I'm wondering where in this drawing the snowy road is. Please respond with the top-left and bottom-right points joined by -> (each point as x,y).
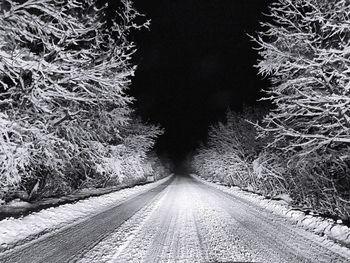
1,175 -> 350,262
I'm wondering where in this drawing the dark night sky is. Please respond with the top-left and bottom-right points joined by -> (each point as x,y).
128,0 -> 271,161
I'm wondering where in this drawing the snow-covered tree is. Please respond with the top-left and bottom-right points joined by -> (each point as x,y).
86,118 -> 162,185
0,0 -> 152,198
253,0 -> 350,218
254,0 -> 350,159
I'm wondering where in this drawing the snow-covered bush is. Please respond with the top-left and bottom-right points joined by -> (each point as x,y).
192,106 -> 350,219
0,114 -> 30,188
253,150 -> 350,218
80,118 -> 164,188
192,0 -> 350,220
192,107 -> 267,188
252,151 -> 290,196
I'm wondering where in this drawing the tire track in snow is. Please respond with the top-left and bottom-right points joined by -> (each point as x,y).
2,175 -> 349,262
112,176 -> 350,262
78,185 -> 171,263
114,176 -> 204,263
97,177 -> 348,263
159,180 -> 203,262
189,181 -> 257,263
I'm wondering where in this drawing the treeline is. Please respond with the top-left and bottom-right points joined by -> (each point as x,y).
192,0 -> 350,220
0,0 -> 170,202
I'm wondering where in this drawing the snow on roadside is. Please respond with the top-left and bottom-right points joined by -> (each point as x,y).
78,185 -> 170,263
0,175 -> 172,252
191,174 -> 350,248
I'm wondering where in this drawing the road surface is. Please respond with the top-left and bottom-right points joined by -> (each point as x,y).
1,175 -> 349,263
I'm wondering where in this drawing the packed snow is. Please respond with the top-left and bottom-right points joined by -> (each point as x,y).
1,175 -> 349,262
0,176 -> 172,252
77,176 -> 350,263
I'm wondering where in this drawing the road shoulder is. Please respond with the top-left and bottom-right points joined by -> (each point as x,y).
191,174 -> 350,253
0,175 -> 173,255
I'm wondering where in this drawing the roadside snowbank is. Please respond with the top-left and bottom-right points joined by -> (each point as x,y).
0,175 -> 172,253
0,182 -> 152,221
191,174 -> 350,248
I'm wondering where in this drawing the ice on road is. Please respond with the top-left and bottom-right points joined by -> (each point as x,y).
2,176 -> 350,263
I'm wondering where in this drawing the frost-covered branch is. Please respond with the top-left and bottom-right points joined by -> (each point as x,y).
253,0 -> 350,159
0,0 -> 158,198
